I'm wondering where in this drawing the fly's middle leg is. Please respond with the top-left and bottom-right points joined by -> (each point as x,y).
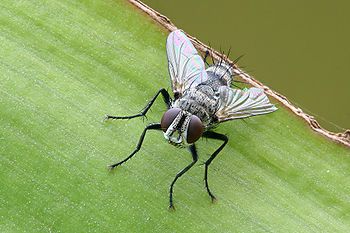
105,88 -> 172,121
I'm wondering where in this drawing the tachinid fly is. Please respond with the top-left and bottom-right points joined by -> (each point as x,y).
106,30 -> 277,209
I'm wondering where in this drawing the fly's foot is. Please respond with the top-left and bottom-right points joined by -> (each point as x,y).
210,194 -> 217,203
168,203 -> 176,211
104,115 -> 119,121
107,163 -> 121,171
104,114 -> 137,121
103,115 -> 111,121
206,188 -> 217,203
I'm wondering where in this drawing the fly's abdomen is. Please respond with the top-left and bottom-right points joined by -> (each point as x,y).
205,63 -> 233,88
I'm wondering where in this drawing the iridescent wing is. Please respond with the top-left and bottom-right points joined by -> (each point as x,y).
216,87 -> 277,122
166,30 -> 208,97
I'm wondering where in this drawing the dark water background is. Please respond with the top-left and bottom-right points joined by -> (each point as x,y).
142,0 -> 350,132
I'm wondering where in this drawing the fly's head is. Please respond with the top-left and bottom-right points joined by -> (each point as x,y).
161,108 -> 204,147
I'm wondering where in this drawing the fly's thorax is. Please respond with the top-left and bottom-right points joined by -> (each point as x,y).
161,108 -> 204,146
173,87 -> 219,125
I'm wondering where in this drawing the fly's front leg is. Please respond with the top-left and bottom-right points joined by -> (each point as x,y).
108,123 -> 161,169
169,144 -> 198,210
202,131 -> 228,201
105,88 -> 172,120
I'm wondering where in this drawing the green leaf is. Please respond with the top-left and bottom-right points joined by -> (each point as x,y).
0,1 -> 349,232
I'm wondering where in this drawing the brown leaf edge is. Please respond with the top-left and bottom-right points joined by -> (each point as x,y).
128,0 -> 350,148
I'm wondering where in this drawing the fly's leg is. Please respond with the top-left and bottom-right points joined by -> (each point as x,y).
105,88 -> 172,120
169,144 -> 198,210
202,131 -> 228,201
203,50 -> 210,66
108,123 -> 161,169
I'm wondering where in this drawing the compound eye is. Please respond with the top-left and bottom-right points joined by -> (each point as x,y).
161,108 -> 181,132
187,115 -> 203,144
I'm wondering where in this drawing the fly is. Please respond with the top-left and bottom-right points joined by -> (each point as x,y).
105,30 -> 277,209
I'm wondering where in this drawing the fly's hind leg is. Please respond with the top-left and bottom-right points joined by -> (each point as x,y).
105,88 -> 172,121
202,131 -> 228,201
203,50 -> 210,66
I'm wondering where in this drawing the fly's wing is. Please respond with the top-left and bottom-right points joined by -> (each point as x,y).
216,87 -> 277,122
166,30 -> 208,97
